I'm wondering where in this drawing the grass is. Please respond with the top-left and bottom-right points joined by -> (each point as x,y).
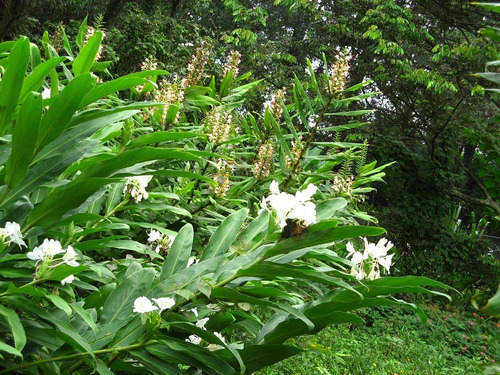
258,304 -> 499,375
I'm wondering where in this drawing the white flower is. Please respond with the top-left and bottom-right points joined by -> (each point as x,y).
195,317 -> 209,329
27,239 -> 65,261
260,181 -> 317,230
26,247 -> 45,261
191,307 -> 199,317
41,87 -> 51,99
269,180 -> 280,195
148,230 -> 162,243
61,275 -> 75,285
214,331 -> 226,344
123,175 -> 153,203
152,297 -> 175,312
187,256 -> 199,268
133,296 -> 158,313
62,246 -> 79,267
4,222 -> 25,247
378,253 -> 395,273
346,242 -> 364,265
185,335 -> 201,345
346,238 -> 395,280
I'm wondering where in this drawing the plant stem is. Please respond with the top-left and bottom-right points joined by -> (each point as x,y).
283,94 -> 335,189
0,341 -> 156,375
74,197 -> 130,244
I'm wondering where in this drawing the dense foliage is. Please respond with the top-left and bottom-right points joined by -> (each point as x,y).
1,0 -> 497,293
0,20 -> 457,374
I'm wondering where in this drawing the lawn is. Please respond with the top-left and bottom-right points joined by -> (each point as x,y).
260,304 -> 499,375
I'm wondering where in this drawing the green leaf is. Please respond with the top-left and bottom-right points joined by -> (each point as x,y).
473,2 -> 500,12
0,304 -> 26,352
35,73 -> 95,154
71,303 -> 98,334
80,77 -> 152,108
237,344 -> 303,373
161,223 -> 194,280
4,92 -> 42,188
0,340 -> 23,357
478,284 -> 500,318
147,339 -> 238,375
75,148 -> 202,180
0,36 -> 30,135
19,56 -> 66,102
75,17 -> 88,49
201,208 -> 248,261
100,268 -> 156,326
26,178 -> 116,229
128,131 -> 198,147
45,294 -> 72,317
264,226 -> 386,258
73,30 -> 103,76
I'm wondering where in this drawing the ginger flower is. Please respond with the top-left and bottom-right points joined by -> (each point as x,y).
123,175 -> 152,203
133,296 -> 158,314
260,180 -> 317,230
346,237 -> 395,280
0,221 -> 26,247
152,297 -> 175,312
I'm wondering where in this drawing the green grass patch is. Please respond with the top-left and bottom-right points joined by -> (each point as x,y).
259,304 -> 499,375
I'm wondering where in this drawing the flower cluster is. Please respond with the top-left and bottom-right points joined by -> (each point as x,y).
331,175 -> 354,195
327,48 -> 352,94
346,237 -> 394,280
253,141 -> 274,180
147,229 -> 176,254
123,175 -> 152,203
260,180 -> 317,230
27,239 -> 79,266
285,139 -> 302,170
211,158 -> 235,197
155,82 -> 184,124
223,50 -> 241,78
268,88 -> 286,122
205,109 -> 234,144
0,221 -> 25,247
180,41 -> 211,89
133,296 -> 175,314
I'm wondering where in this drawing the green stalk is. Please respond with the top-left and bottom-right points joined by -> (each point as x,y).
0,341 -> 156,375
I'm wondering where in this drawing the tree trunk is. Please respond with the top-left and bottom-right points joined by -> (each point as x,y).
0,0 -> 26,41
103,0 -> 132,28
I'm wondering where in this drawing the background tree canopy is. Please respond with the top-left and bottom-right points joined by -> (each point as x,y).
3,0 -> 498,292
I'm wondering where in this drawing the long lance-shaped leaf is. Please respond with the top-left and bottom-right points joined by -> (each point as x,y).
79,77 -> 150,108
0,36 -> 30,135
74,147 -> 203,180
33,109 -> 139,163
35,73 -> 95,154
26,177 -> 116,229
236,344 -> 304,374
0,139 -> 99,208
264,225 -> 386,258
19,56 -> 66,102
200,208 -> 248,261
211,287 -> 315,332
0,304 -> 26,352
100,268 -> 156,325
3,296 -> 95,360
5,93 -> 42,188
161,224 -> 194,280
0,139 -> 98,209
236,262 -> 358,295
73,30 -> 103,76
147,339 -> 238,375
